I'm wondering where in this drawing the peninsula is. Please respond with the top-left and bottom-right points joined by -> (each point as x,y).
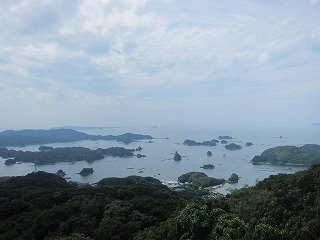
251,144 -> 320,165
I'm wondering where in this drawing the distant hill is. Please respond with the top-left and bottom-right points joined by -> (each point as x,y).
252,144 -> 320,165
52,126 -> 108,130
0,129 -> 152,147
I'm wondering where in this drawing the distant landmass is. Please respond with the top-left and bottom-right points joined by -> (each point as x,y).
0,129 -> 153,147
252,144 -> 320,165
312,123 -> 320,126
52,126 -> 124,130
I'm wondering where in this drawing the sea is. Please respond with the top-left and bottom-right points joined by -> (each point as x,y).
1,126 -> 319,193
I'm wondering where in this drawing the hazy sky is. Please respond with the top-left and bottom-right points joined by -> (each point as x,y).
1,0 -> 319,129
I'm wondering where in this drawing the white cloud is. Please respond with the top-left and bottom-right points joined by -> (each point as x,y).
0,0 -> 319,128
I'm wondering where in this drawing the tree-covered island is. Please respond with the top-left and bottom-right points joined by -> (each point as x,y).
183,139 -> 219,146
225,143 -> 242,150
0,146 -> 141,165
178,172 -> 225,188
79,168 -> 94,176
252,144 -> 320,165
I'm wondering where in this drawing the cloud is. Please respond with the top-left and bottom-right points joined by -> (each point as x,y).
0,0 -> 319,128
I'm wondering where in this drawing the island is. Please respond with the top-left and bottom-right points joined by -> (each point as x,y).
4,158 -> 16,165
0,146 -> 138,165
251,144 -> 320,165
178,172 -> 225,188
207,151 -> 212,157
183,139 -> 219,146
228,173 -> 239,183
79,168 -> 94,176
56,169 -> 66,177
245,142 -> 253,146
136,154 -> 146,158
174,151 -> 182,161
225,143 -> 242,150
200,164 -> 215,169
0,129 -> 153,147
220,140 -> 228,144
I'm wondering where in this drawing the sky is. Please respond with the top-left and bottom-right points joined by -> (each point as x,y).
0,0 -> 320,129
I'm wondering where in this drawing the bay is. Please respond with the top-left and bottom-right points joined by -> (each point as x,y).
0,126 -> 319,192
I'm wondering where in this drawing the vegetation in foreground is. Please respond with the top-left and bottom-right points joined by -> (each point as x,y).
1,164 -> 320,239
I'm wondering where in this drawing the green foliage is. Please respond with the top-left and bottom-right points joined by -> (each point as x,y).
138,164 -> 320,240
0,172 -> 189,240
211,214 -> 247,240
3,164 -> 320,239
176,203 -> 211,240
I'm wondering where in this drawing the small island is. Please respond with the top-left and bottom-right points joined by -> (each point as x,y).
220,140 -> 228,144
4,158 -> 16,165
183,139 -> 219,147
200,164 -> 215,169
56,169 -> 66,177
245,142 -> 253,146
136,154 -> 146,158
79,168 -> 94,176
178,172 -> 225,188
207,151 -> 212,157
252,144 -> 320,165
225,143 -> 242,150
228,173 -> 239,183
174,151 -> 182,161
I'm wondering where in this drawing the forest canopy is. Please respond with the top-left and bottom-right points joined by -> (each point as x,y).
1,164 -> 320,239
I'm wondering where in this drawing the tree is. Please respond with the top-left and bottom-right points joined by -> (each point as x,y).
176,203 -> 211,240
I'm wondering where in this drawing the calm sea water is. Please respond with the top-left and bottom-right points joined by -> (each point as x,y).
1,126 -> 319,192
